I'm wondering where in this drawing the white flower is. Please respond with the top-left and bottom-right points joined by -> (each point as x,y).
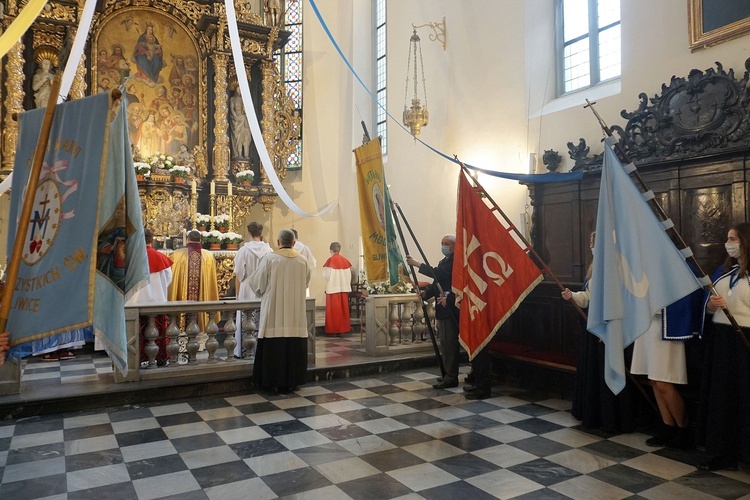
134,162 -> 151,175
224,232 -> 244,243
169,164 -> 191,177
236,169 -> 254,182
195,213 -> 211,224
214,214 -> 230,224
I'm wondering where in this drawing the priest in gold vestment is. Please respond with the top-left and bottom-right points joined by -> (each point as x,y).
168,230 -> 220,332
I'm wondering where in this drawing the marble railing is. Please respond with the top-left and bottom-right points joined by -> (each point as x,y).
116,298 -> 316,383
364,294 -> 437,356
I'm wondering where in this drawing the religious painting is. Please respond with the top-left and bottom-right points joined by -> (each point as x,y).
689,0 -> 750,51
94,8 -> 201,159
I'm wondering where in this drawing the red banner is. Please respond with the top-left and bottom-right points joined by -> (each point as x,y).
453,171 -> 543,359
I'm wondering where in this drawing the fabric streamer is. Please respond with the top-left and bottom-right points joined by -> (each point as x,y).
0,0 -> 48,59
225,0 -> 336,218
58,0 -> 97,102
306,0 -> 582,183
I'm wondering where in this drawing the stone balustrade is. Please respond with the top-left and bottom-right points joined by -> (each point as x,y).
116,298 -> 316,383
364,294 -> 437,356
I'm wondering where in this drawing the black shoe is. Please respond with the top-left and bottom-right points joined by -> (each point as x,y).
465,372 -> 476,384
465,390 -> 490,400
698,455 -> 738,471
646,424 -> 675,447
666,426 -> 694,451
433,381 -> 458,389
463,385 -> 477,393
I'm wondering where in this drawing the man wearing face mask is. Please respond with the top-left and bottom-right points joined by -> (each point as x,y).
407,235 -> 461,389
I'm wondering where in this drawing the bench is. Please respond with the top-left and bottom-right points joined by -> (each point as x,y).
488,340 -> 577,373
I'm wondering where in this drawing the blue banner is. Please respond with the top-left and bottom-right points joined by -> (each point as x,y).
7,93 -> 148,374
586,138 -> 701,394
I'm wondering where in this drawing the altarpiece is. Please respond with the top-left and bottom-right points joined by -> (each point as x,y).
0,0 -> 301,295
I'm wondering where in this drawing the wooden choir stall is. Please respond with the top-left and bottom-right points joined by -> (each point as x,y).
489,59 -> 750,395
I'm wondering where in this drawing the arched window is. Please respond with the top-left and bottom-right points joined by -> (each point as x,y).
278,0 -> 303,169
374,0 -> 387,155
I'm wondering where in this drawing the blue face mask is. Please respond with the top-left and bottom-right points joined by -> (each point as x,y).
441,245 -> 451,256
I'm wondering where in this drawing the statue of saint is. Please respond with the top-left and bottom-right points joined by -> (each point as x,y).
229,89 -> 252,159
265,0 -> 281,26
32,58 -> 54,109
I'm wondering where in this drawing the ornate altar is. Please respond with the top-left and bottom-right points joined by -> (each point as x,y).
0,0 -> 302,241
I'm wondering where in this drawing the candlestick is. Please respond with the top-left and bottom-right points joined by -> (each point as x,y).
191,179 -> 197,194
210,180 -> 215,195
228,181 -> 233,197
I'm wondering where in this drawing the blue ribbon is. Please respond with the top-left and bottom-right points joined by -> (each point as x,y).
307,0 -> 583,183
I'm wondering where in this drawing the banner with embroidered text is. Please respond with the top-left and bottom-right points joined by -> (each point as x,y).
354,139 -> 389,283
453,170 -> 543,359
7,93 -> 148,374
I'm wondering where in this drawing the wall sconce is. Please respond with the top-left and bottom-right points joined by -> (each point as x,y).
403,17 -> 447,138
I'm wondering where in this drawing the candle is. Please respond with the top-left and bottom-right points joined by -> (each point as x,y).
191,179 -> 197,194
210,180 -> 215,195
228,181 -> 233,197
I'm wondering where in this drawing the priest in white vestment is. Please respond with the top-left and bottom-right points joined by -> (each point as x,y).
249,228 -> 311,394
233,221 -> 272,358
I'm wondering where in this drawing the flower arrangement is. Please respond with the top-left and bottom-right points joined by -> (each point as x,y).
223,232 -> 244,245
201,230 -> 222,245
360,272 -> 414,295
213,214 -> 230,228
236,169 -> 254,184
195,213 -> 211,225
148,153 -> 175,171
134,162 -> 151,176
169,164 -> 190,179
389,277 -> 414,294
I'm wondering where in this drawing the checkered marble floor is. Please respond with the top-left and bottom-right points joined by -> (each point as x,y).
2,367 -> 749,500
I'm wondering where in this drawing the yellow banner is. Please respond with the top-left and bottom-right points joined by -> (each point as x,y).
0,0 -> 49,59
354,139 -> 388,282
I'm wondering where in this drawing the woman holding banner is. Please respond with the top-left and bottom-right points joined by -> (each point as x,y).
700,222 -> 750,471
562,232 -> 636,434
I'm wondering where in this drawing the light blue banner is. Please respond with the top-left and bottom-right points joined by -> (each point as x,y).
587,139 -> 701,394
7,93 -> 148,374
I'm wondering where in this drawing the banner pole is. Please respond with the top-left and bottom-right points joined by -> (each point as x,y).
387,191 -> 446,378
584,99 -> 750,352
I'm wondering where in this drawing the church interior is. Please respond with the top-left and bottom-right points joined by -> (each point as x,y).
1,0 -> 750,497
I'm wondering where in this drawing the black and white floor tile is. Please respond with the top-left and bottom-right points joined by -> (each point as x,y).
2,366 -> 749,499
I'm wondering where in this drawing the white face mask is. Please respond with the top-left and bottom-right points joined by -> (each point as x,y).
726,242 -> 741,259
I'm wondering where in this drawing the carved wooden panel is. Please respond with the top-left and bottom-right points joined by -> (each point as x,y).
682,186 -> 733,272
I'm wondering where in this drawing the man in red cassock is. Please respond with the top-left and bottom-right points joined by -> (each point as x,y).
322,242 -> 353,335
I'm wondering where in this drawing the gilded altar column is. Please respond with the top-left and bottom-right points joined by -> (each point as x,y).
259,60 -> 277,188
68,1 -> 88,100
68,27 -> 88,101
2,40 -> 25,173
212,52 -> 230,182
